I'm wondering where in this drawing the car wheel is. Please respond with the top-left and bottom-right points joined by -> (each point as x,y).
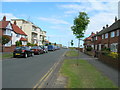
13,55 -> 16,58
24,53 -> 28,58
31,53 -> 34,56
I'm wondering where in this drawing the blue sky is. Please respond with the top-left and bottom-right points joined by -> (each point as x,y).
1,0 -> 119,47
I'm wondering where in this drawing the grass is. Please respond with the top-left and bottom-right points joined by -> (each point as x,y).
60,59 -> 118,88
2,53 -> 13,59
65,50 -> 78,57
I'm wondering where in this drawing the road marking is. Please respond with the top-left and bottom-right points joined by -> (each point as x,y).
33,50 -> 67,89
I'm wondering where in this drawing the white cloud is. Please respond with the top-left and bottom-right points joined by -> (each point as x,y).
2,0 -> 120,2
85,12 -> 117,36
38,17 -> 69,25
0,13 -> 17,20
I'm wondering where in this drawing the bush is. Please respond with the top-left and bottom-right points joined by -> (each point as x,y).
86,47 -> 92,51
108,52 -> 118,59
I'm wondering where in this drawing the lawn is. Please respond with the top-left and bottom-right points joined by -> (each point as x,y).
65,50 -> 79,57
60,59 -> 118,88
2,53 -> 13,59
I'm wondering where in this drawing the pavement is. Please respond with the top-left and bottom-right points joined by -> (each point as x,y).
78,51 -> 119,87
41,49 -> 120,88
2,49 -> 67,88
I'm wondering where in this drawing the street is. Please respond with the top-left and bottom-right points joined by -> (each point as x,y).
2,49 -> 67,88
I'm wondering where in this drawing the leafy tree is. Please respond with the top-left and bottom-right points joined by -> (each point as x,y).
1,35 -> 11,52
15,41 -> 22,46
27,42 -> 31,46
49,42 -> 51,45
71,40 -> 74,46
2,35 -> 11,45
71,12 -> 90,48
54,42 -> 57,46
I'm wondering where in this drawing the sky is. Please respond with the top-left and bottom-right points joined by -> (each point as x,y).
0,0 -> 119,47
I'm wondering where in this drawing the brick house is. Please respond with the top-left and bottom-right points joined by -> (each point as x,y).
92,18 -> 120,52
0,16 -> 28,52
83,32 -> 95,50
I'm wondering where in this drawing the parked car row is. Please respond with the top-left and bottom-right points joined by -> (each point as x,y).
48,45 -> 60,51
13,45 -> 60,58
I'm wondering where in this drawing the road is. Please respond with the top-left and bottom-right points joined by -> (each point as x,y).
2,49 -> 67,88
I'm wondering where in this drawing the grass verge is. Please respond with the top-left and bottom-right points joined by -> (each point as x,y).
2,53 -> 13,59
60,59 -> 118,88
66,50 -> 78,57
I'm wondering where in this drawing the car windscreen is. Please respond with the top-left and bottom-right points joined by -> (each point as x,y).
31,46 -> 38,49
15,47 -> 25,50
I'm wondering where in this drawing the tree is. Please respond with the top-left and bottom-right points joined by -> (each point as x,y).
15,41 -> 22,46
71,40 -> 74,47
71,12 -> 90,48
71,12 -> 90,66
54,42 -> 57,46
1,35 -> 11,52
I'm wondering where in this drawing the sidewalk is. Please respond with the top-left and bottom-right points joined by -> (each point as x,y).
79,51 -> 119,87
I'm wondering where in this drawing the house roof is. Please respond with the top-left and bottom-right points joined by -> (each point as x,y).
0,21 -> 10,29
95,19 -> 120,36
84,32 -> 95,41
11,24 -> 27,36
20,37 -> 27,41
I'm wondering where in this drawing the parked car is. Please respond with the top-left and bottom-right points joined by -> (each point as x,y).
48,45 -> 55,51
30,46 -> 44,55
13,46 -> 34,58
40,46 -> 48,53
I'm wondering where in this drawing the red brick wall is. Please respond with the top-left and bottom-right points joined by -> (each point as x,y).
0,45 -> 16,52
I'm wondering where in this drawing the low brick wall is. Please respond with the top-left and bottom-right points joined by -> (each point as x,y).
76,48 -> 83,52
0,45 -> 16,52
98,52 -> 120,71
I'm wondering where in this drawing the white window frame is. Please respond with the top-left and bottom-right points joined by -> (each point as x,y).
102,34 -> 104,39
105,33 -> 108,39
117,30 -> 119,36
111,31 -> 115,37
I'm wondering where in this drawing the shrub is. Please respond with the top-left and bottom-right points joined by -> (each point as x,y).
86,47 -> 92,51
108,52 -> 118,59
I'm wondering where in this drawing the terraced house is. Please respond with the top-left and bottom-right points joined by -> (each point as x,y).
91,17 -> 120,52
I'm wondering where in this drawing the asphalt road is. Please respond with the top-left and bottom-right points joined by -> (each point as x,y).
2,49 -> 67,88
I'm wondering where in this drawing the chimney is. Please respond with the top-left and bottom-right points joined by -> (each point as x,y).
103,26 -> 105,29
106,24 -> 108,28
91,32 -> 94,34
96,31 -> 98,34
2,16 -> 6,21
14,21 -> 16,25
115,16 -> 117,22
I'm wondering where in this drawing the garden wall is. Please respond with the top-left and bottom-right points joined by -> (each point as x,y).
98,52 -> 120,71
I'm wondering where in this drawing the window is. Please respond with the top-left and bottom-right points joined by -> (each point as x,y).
96,36 -> 97,40
105,33 -> 108,39
117,30 -> 119,36
16,34 -> 20,37
102,34 -> 104,39
6,29 -> 11,36
110,43 -> 118,52
111,31 -> 115,37
20,26 -> 22,29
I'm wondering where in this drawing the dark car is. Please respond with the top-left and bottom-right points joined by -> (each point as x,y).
30,46 -> 44,55
13,46 -> 34,58
48,45 -> 55,51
